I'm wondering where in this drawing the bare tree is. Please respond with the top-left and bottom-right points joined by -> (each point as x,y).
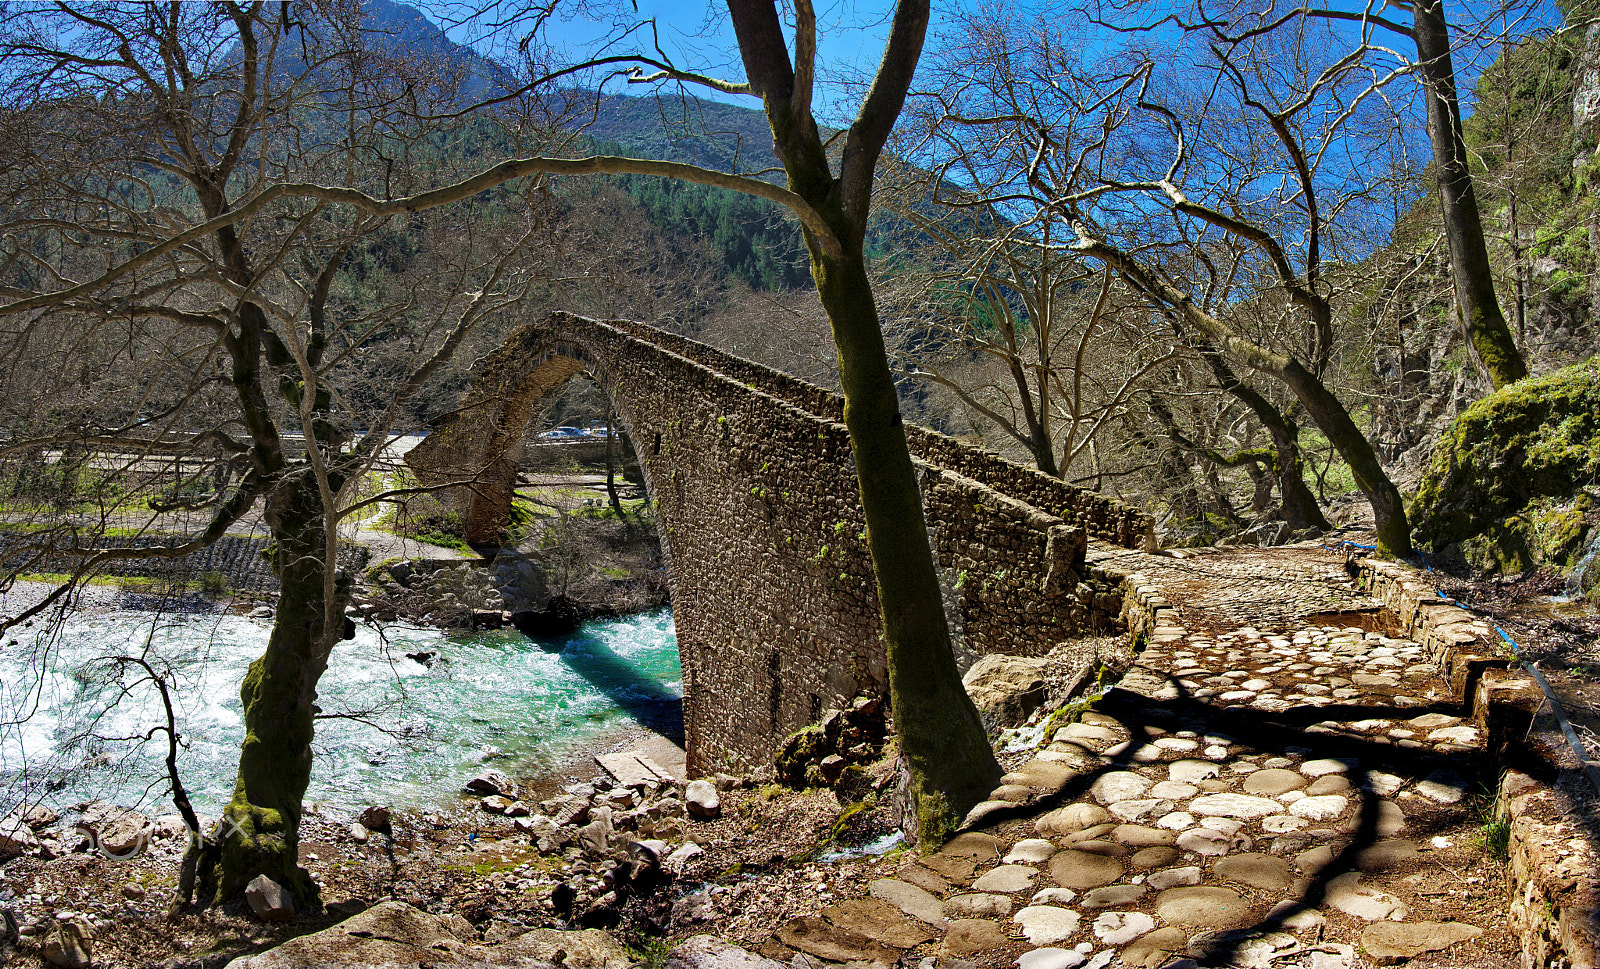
875,148 -> 1180,479
0,0 -> 565,906
902,4 -> 1367,542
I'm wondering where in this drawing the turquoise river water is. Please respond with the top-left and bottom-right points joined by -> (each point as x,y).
0,609 -> 680,814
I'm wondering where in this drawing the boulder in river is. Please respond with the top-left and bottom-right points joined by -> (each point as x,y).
464,769 -> 514,798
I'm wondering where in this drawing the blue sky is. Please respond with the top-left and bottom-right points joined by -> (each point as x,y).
450,0 -> 910,122
442,0 -> 1550,125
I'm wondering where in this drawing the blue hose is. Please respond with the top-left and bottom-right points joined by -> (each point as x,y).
1494,626 -> 1600,797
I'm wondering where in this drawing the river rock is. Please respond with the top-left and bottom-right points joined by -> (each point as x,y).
1168,759 -> 1220,783
971,864 -> 1037,893
1156,886 -> 1248,930
1187,793 -> 1280,818
1093,910 -> 1156,946
1290,795 -> 1348,821
464,769 -> 514,797
962,653 -> 1050,727
356,805 -> 392,834
944,893 -> 1013,917
246,875 -> 296,922
684,780 -> 721,819
1146,866 -> 1202,890
1242,769 -> 1305,796
1213,853 -> 1292,891
1037,803 -> 1111,836
941,919 -> 1009,958
663,936 -> 787,969
1013,905 -> 1081,944
44,920 -> 92,969
1091,771 -> 1151,804
1121,927 -> 1187,968
1049,849 -> 1124,889
1006,838 -> 1057,864
0,816 -> 40,857
1080,884 -> 1146,909
1017,948 -> 1087,969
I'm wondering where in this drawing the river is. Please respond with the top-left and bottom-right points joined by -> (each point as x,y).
0,608 -> 680,815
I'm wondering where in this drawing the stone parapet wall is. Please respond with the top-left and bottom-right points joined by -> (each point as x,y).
1350,556 -> 1504,705
603,320 -> 1154,549
1350,554 -> 1599,969
1497,770 -> 1600,969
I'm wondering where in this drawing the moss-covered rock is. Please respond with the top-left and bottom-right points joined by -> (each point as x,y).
1412,356 -> 1600,574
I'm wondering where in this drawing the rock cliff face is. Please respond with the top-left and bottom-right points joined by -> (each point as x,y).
1410,355 -> 1600,585
1576,25 -> 1600,139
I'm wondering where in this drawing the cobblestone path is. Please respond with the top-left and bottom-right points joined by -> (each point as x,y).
767,543 -> 1515,969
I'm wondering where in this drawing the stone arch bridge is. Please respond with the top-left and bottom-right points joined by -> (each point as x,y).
405,313 -> 1154,774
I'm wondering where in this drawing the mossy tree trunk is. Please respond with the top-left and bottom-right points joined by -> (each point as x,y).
188,470 -> 351,909
1413,0 -> 1527,389
728,0 -> 1001,845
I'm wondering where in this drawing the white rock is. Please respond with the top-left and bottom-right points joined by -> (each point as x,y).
1290,795 -> 1349,821
1299,758 -> 1354,776
1168,760 -> 1220,783
1014,906 -> 1082,944
1155,812 -> 1195,830
1146,866 -> 1202,890
974,865 -> 1038,893
1091,772 -> 1150,804
1107,798 -> 1167,821
1149,781 -> 1198,799
1006,839 -> 1058,864
1326,872 -> 1409,921
1091,911 -> 1155,945
685,780 -> 722,819
1188,793 -> 1280,818
1196,817 -> 1243,835
1174,827 -> 1238,856
1367,772 -> 1406,796
1262,815 -> 1309,833
1017,949 -> 1086,969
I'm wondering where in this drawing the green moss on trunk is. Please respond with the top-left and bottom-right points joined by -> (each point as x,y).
188,474 -> 349,909
810,246 -> 1001,845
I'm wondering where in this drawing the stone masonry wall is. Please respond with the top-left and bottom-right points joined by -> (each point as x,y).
604,321 -> 1155,549
407,313 -> 1155,774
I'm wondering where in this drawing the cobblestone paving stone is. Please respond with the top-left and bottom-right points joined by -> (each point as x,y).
768,543 -> 1510,969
